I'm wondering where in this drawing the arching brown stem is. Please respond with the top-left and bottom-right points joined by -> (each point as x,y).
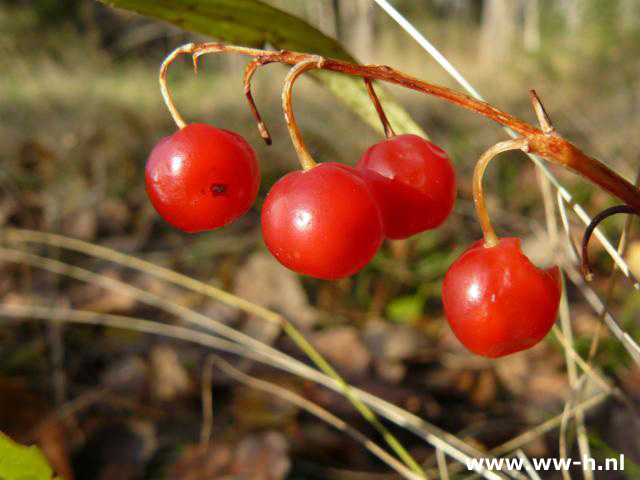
364,78 -> 395,138
581,205 -> 638,280
473,138 -> 530,247
282,57 -> 326,171
159,42 -> 640,213
243,57 -> 273,145
159,43 -> 195,129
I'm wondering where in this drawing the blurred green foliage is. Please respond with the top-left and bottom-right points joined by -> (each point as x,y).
0,431 -> 60,480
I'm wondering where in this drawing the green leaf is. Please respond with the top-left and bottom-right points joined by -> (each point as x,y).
0,431 -> 58,480
386,295 -> 425,324
98,0 -> 424,136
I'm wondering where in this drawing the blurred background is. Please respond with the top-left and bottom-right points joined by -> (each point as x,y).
1,0 -> 640,478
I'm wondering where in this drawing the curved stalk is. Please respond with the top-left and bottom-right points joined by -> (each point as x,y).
473,138 -> 529,247
581,205 -> 638,280
243,57 -> 273,145
282,58 -> 325,171
364,78 -> 396,138
158,43 -> 195,129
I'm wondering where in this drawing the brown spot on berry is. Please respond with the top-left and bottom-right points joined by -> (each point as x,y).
211,183 -> 227,196
200,189 -> 206,195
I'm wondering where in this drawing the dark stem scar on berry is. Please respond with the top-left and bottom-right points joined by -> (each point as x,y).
282,57 -> 326,171
473,138 -> 529,247
363,78 -> 395,138
244,57 -> 273,145
210,183 -> 228,196
581,205 -> 638,280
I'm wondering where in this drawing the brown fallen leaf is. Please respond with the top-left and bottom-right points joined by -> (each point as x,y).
228,431 -> 290,480
168,442 -> 233,480
71,268 -> 136,313
97,197 -> 131,234
0,376 -> 73,480
362,319 -> 424,361
231,383 -> 299,429
312,326 -> 371,378
234,252 -> 316,346
148,345 -> 192,402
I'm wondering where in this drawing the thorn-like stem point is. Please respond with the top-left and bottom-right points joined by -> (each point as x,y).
473,138 -> 529,247
530,90 -> 554,134
283,57 -> 326,171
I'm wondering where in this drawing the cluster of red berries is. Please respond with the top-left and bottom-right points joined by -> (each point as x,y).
145,125 -> 456,277
145,123 -> 561,358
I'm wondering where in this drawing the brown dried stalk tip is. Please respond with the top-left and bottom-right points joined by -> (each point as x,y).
244,57 -> 273,145
364,78 -> 395,138
157,42 -> 640,214
581,205 -> 638,280
530,90 -> 554,134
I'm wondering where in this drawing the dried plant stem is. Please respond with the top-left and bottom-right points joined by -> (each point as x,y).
529,90 -> 554,134
551,326 -> 616,397
0,303 -> 502,479
565,265 -> 640,365
585,171 -> 639,365
558,376 -> 588,480
215,356 -> 426,480
280,320 -> 425,477
556,274 -> 592,480
159,45 -> 191,129
374,0 -> 637,290
0,241 -> 424,478
199,354 -> 216,451
0,246 -> 288,362
435,448 -> 449,480
2,229 -> 282,321
0,238 -> 506,479
491,391 -> 609,456
243,57 -> 272,145
581,205 -> 637,279
158,42 -> 640,212
557,194 -> 640,290
555,199 -> 640,364
282,58 -> 325,171
515,450 -> 541,480
472,138 -> 529,246
364,78 -> 395,138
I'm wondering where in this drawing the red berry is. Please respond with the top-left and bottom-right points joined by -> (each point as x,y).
261,163 -> 384,279
356,134 -> 456,239
145,123 -> 259,232
441,238 -> 561,357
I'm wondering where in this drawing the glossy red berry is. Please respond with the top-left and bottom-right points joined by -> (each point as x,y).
356,134 -> 456,239
442,237 -> 561,357
261,163 -> 384,279
145,123 -> 260,232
